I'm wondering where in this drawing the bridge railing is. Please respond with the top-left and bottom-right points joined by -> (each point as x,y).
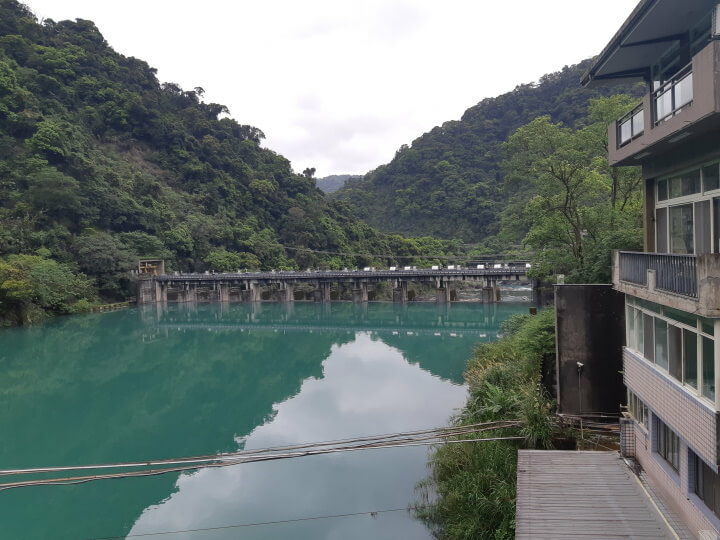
154,268 -> 530,281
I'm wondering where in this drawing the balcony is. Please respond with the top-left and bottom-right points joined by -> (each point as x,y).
613,251 -> 720,317
608,41 -> 720,167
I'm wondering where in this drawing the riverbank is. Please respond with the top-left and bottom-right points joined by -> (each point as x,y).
414,309 -> 557,539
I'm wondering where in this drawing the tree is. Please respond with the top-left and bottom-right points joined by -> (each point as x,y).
501,97 -> 643,283
204,249 -> 260,272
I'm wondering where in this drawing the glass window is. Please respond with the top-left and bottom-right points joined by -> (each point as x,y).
675,72 -> 693,109
668,325 -> 682,381
656,89 -> 673,122
656,418 -> 680,471
670,204 -> 694,254
669,176 -> 683,198
644,313 -> 654,361
663,306 -> 697,327
702,317 -> 715,336
632,109 -> 644,136
715,198 -> 720,253
638,310 -> 645,353
684,328 -> 698,389
703,337 -> 715,401
695,200 -> 711,255
657,179 -> 668,201
682,169 -> 701,196
657,207 -> 668,253
704,164 -> 720,192
694,454 -> 720,518
655,318 -> 669,370
627,306 -> 636,350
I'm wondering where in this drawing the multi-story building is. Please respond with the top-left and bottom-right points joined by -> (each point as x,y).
583,0 -> 720,536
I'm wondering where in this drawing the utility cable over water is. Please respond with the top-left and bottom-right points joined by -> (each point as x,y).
0,421 -> 523,491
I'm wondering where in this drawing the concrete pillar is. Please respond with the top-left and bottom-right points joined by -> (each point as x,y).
280,282 -> 294,303
393,280 -> 408,303
352,282 -> 369,303
218,282 -> 230,303
436,281 -> 450,304
241,281 -> 260,302
314,281 -> 331,303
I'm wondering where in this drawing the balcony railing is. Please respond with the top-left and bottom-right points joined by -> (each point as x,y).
619,251 -> 697,297
617,103 -> 644,147
654,63 -> 693,125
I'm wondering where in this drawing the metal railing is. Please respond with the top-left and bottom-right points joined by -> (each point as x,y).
617,102 -> 644,147
654,63 -> 693,125
619,251 -> 697,297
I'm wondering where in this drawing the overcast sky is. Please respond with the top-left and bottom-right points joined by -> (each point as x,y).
27,0 -> 637,177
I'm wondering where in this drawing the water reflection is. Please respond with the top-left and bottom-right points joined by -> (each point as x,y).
0,302 -> 530,539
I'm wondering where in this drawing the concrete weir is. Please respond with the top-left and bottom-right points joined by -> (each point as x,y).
138,268 -> 532,305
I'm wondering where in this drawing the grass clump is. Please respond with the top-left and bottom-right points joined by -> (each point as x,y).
415,309 -> 556,539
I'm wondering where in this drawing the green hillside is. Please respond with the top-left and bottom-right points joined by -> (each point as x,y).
334,61 -> 642,241
0,0 -> 458,324
316,174 -> 360,193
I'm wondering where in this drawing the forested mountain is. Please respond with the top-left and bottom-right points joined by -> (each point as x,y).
316,174 -> 360,193
334,61 -> 643,241
0,0 -> 458,324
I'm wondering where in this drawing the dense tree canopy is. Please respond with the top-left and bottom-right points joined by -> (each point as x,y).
501,96 -> 643,282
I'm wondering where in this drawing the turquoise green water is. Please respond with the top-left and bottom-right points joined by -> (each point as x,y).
0,301 -> 530,539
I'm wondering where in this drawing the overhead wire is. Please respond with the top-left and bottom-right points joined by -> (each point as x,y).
84,506 -> 426,539
0,421 -> 525,491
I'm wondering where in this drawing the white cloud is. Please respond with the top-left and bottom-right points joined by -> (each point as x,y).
26,0 -> 637,176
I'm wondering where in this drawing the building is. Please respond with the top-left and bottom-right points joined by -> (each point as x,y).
583,1 -> 720,536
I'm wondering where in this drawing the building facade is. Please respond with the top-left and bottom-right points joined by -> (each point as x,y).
584,1 -> 720,536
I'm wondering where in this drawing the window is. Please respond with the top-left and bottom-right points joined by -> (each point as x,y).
627,390 -> 649,429
694,453 -> 720,518
656,418 -> 680,471
684,328 -> 698,389
669,324 -> 682,382
658,179 -> 668,201
655,318 -> 669,370
630,299 -> 715,403
627,305 -> 636,349
704,164 -> 720,192
644,314 -> 655,362
703,336 -> 715,401
670,204 -> 694,254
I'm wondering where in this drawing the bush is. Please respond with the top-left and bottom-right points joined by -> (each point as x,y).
415,309 -> 556,539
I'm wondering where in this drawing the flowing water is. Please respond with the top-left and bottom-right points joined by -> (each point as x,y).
0,301 -> 531,539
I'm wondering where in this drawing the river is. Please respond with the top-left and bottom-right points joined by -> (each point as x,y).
0,301 -> 530,539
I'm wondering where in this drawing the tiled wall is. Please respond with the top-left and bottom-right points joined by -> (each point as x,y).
632,422 -> 718,536
624,347 -> 718,466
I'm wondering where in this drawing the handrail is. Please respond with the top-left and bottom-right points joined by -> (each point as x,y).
653,62 -> 693,125
617,102 -> 645,147
618,251 -> 697,297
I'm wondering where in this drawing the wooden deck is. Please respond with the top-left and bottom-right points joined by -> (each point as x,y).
516,450 -> 676,539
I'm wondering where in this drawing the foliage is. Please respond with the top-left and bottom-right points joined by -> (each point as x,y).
0,252 -> 95,325
335,62 -> 643,241
204,248 -> 260,272
501,97 -> 643,283
415,309 -> 556,539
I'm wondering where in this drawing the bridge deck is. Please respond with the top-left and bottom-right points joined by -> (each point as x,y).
154,268 -> 529,282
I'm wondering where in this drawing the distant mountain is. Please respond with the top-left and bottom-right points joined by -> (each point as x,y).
317,174 -> 361,193
334,60 -> 643,241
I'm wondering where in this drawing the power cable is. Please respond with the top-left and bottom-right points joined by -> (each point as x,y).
84,506 -> 423,539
